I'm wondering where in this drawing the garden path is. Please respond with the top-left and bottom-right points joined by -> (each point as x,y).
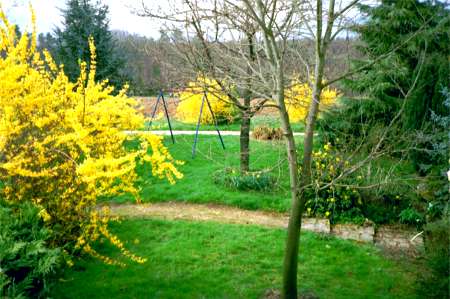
102,202 -> 422,251
103,202 -> 291,228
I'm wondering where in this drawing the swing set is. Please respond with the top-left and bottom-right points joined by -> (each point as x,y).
146,90 -> 225,158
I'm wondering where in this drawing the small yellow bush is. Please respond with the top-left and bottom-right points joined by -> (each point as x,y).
285,79 -> 338,122
176,77 -> 236,124
0,9 -> 182,265
306,142 -> 364,223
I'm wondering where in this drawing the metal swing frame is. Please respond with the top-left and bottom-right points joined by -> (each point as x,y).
192,91 -> 225,158
147,90 -> 175,144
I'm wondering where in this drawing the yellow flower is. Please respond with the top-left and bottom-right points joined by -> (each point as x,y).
285,79 -> 339,122
177,77 -> 236,124
38,209 -> 51,222
0,9 -> 181,266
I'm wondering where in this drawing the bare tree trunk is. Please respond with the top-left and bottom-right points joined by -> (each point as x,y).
281,172 -> 302,299
282,77 -> 323,299
282,11 -> 327,294
239,31 -> 256,174
240,101 -> 251,173
271,62 -> 301,299
302,84 -> 322,185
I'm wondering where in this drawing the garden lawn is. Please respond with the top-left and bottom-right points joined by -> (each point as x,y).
52,219 -> 418,299
112,135 -> 305,212
145,115 -> 305,132
112,133 -> 417,220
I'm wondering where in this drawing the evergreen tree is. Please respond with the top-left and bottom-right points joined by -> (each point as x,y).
14,24 -> 21,39
318,0 -> 449,171
37,32 -> 57,54
345,0 -> 450,129
55,0 -> 125,87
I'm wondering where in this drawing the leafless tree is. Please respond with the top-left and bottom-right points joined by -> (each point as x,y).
137,1 -> 430,298
240,2 -> 432,298
136,0 -> 289,173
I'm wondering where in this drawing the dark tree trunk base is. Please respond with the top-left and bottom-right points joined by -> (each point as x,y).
261,289 -> 319,299
239,108 -> 251,174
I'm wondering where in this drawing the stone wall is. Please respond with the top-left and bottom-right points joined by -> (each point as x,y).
302,217 -> 423,252
374,226 -> 423,250
331,222 -> 375,243
302,217 -> 330,234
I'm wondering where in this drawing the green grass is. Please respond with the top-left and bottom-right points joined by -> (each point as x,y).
145,115 -> 305,132
112,135 -> 306,212
146,119 -> 242,131
52,219 -> 418,299
111,133 -> 417,219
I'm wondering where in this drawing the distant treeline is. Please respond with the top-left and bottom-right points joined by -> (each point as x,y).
35,29 -> 361,96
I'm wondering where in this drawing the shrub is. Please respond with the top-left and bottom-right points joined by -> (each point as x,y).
213,168 -> 276,192
413,88 -> 450,221
399,207 -> 425,227
0,200 -> 63,298
176,77 -> 237,124
361,192 -> 409,225
417,219 -> 449,298
305,142 -> 365,224
0,9 -> 182,265
285,79 -> 338,123
317,97 -> 400,149
252,126 -> 283,141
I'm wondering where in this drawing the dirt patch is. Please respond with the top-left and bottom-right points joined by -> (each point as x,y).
103,202 -> 290,229
101,202 -> 423,255
102,202 -> 330,234
135,96 -> 179,118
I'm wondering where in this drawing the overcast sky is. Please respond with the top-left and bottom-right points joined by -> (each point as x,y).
2,0 -> 164,38
3,0 -> 376,39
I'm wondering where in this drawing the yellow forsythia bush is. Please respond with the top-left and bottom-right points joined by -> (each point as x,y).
176,77 -> 236,124
0,10 -> 182,265
285,79 -> 339,122
306,142 -> 363,223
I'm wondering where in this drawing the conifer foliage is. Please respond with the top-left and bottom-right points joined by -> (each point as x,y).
346,0 -> 450,129
55,0 -> 125,87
